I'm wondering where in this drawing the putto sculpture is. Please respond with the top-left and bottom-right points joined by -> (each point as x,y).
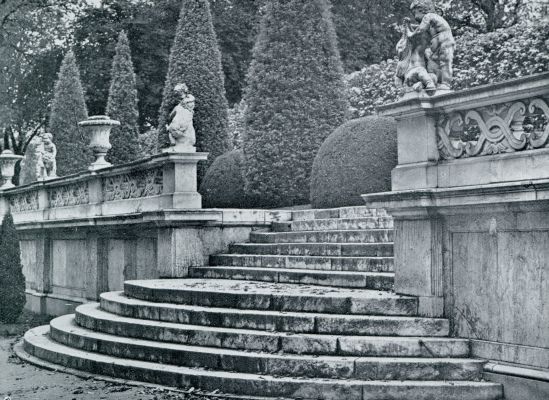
165,83 -> 196,152
35,132 -> 57,180
395,0 -> 455,95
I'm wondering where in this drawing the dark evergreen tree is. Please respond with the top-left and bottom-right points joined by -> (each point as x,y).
106,31 -> 140,164
0,212 -> 26,323
243,0 -> 349,207
49,50 -> 89,176
157,0 -> 230,176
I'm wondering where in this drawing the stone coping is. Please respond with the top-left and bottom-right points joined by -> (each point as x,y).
363,178 -> 549,215
377,71 -> 549,118
13,208 -> 292,231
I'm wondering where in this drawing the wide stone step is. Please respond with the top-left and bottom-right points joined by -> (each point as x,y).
210,254 -> 394,272
229,243 -> 394,257
250,229 -> 394,244
50,315 -> 484,381
189,266 -> 394,290
124,279 -> 413,316
79,302 -> 467,356
291,207 -> 389,221
280,217 -> 394,232
99,292 -> 449,336
24,326 -> 503,400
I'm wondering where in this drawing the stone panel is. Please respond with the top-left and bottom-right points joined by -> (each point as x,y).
20,240 -> 37,290
51,240 -> 87,298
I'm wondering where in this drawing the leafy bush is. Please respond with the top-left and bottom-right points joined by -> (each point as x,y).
49,50 -> 90,176
348,21 -> 549,118
0,212 -> 26,323
243,0 -> 349,207
310,116 -> 397,208
199,149 -> 252,208
157,0 -> 230,179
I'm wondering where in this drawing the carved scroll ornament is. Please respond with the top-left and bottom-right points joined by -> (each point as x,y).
103,168 -> 163,202
9,191 -> 39,212
438,98 -> 549,159
49,182 -> 90,208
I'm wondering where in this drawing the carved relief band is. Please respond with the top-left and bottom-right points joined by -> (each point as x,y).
9,191 -> 39,212
103,168 -> 163,202
49,182 -> 90,208
438,97 -> 549,159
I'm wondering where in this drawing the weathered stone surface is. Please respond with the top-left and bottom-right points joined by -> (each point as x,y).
250,229 -> 393,244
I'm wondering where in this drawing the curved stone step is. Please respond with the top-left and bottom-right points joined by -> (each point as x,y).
250,229 -> 393,244
229,243 -> 394,257
123,279 -> 413,315
189,266 -> 394,290
24,326 -> 503,400
99,293 -> 449,336
50,315 -> 485,381
78,302 -> 467,356
210,254 -> 394,273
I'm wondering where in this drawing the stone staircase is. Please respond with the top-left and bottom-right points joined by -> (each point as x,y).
22,207 -> 503,400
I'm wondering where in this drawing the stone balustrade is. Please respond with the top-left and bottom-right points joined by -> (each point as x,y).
378,72 -> 549,191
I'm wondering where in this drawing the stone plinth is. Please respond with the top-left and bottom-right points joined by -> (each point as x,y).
364,72 -> 549,396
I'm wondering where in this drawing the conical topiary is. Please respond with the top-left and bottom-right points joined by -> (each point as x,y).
49,50 -> 89,176
0,212 -> 26,323
243,0 -> 349,207
157,0 -> 230,178
106,31 -> 141,164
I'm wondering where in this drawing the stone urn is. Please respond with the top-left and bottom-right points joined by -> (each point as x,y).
79,115 -> 120,171
0,150 -> 24,190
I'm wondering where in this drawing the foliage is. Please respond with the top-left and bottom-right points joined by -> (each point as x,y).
243,0 -> 349,207
138,127 -> 158,159
0,212 -> 26,324
48,50 -> 90,176
157,0 -> 230,179
227,101 -> 247,149
310,116 -> 397,208
200,149 -> 253,208
347,20 -> 549,118
106,31 -> 140,165
331,0 -> 410,72
211,0 -> 261,105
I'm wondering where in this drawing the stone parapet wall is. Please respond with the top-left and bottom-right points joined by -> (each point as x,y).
365,72 -> 549,396
0,152 -> 291,316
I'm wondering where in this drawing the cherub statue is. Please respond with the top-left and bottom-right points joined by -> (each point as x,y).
408,0 -> 455,90
35,132 -> 57,180
165,83 -> 196,152
395,17 -> 437,94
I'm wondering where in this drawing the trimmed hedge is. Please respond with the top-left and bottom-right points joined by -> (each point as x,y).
0,212 -> 26,323
242,0 -> 348,207
199,149 -> 252,208
347,21 -> 549,118
310,116 -> 397,208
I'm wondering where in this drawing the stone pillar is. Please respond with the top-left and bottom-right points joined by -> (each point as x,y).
162,153 -> 208,209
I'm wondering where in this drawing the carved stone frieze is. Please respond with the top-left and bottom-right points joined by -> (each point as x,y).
49,182 -> 90,208
9,191 -> 39,212
103,168 -> 163,202
438,97 -> 549,159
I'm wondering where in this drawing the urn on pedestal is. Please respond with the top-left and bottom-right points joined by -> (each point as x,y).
0,150 -> 24,190
79,115 -> 120,171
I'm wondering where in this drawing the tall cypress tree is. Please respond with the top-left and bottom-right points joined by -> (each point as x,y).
0,212 -> 26,323
157,0 -> 230,177
49,50 -> 89,176
106,31 -> 140,164
243,0 -> 349,207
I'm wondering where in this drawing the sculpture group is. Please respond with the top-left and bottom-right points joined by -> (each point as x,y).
395,0 -> 455,95
35,132 -> 57,180
166,83 -> 196,152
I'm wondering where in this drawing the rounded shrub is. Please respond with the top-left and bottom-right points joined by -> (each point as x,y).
200,149 -> 252,208
310,116 -> 397,208
0,212 -> 26,323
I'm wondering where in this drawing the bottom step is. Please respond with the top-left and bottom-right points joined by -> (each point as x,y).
24,325 -> 503,400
